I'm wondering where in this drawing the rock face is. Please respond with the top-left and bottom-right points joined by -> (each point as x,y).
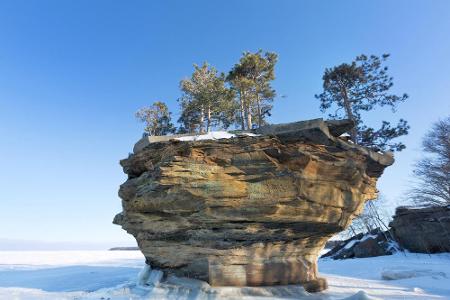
390,206 -> 450,253
114,118 -> 393,292
321,229 -> 398,260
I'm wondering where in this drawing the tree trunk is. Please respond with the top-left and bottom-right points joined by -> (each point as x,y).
206,106 -> 211,132
244,91 -> 252,130
247,107 -> 253,130
239,90 -> 246,130
256,93 -> 262,128
199,106 -> 205,134
341,87 -> 357,143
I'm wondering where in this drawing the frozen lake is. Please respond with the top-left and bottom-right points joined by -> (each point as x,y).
0,250 -> 449,299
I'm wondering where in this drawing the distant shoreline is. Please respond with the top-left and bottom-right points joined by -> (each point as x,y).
109,247 -> 139,251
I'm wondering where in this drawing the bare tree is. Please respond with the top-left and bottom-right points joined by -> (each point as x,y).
341,195 -> 392,239
409,117 -> 450,206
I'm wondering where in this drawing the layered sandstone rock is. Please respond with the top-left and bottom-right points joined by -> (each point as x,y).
114,118 -> 393,292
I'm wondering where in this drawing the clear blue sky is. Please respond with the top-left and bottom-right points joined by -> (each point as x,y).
1,0 -> 449,248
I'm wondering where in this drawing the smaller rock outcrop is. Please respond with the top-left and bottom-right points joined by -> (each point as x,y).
325,205 -> 450,259
390,206 -> 450,253
321,229 -> 399,259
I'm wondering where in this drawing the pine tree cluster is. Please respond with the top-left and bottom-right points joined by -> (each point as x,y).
136,52 -> 410,153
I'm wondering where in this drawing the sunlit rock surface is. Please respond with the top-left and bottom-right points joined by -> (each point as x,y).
114,118 -> 393,292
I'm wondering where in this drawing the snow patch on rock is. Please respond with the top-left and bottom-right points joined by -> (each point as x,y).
175,131 -> 259,141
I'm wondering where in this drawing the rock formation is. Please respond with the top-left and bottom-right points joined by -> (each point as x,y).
113,118 -> 394,292
390,206 -> 450,253
321,229 -> 398,259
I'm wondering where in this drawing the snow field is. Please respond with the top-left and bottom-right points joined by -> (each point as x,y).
0,251 -> 448,299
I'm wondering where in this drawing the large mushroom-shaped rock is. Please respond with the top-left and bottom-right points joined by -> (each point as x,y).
114,118 -> 393,292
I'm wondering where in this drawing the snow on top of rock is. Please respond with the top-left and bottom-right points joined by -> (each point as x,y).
342,233 -> 377,249
344,239 -> 359,250
359,234 -> 378,242
175,131 -> 258,142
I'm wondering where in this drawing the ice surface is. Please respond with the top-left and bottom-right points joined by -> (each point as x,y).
320,252 -> 450,299
0,251 -> 449,299
137,264 -> 163,287
381,267 -> 447,280
147,268 -> 163,286
0,250 -> 144,269
137,264 -> 151,286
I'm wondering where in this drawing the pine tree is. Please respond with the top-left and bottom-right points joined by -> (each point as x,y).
177,95 -> 203,134
135,101 -> 175,136
227,50 -> 278,130
179,62 -> 234,133
226,67 -> 252,130
315,54 -> 409,151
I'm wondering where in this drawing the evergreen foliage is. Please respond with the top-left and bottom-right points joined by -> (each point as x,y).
178,62 -> 235,133
315,54 -> 409,151
135,101 -> 175,136
227,50 -> 278,130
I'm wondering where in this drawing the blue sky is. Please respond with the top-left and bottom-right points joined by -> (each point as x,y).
0,0 -> 449,248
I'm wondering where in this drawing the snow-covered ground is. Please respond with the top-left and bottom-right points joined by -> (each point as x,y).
0,250 -> 449,299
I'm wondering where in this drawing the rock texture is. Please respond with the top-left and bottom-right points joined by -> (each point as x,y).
390,206 -> 450,253
321,229 -> 399,259
114,118 -> 393,292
